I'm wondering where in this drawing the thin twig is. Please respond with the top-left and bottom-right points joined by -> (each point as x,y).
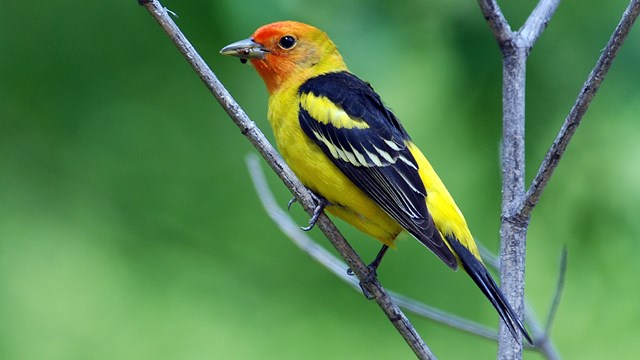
476,0 -> 513,45
519,0 -> 561,48
537,339 -> 561,360
476,239 -> 566,360
390,293 -> 498,342
138,0 -> 436,358
523,305 -> 561,360
546,246 -> 568,335
518,0 -> 640,219
246,154 -> 500,342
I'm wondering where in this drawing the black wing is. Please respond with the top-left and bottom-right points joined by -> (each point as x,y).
298,71 -> 456,269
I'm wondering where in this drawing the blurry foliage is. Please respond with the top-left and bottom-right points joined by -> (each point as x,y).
1,0 -> 639,359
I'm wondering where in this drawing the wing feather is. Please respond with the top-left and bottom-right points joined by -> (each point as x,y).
298,71 -> 457,269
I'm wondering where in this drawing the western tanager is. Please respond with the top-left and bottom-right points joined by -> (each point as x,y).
221,21 -> 531,344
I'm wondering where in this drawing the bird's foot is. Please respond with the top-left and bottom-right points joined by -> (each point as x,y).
347,265 -> 378,300
300,191 -> 329,231
286,190 -> 330,231
346,245 -> 389,300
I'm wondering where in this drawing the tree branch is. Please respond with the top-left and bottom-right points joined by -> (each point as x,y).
478,1 -> 562,358
545,246 -> 568,336
519,0 -> 561,48
518,0 -> 640,219
477,0 -> 513,46
497,37 -> 529,360
522,247 -> 567,360
479,1 -> 639,359
522,305 -> 561,360
138,0 -> 436,358
520,247 -> 566,360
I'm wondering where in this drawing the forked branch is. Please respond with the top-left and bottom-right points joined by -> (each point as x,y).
476,0 -> 639,359
518,0 -> 640,219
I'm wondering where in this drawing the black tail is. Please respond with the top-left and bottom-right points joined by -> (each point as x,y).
447,235 -> 533,345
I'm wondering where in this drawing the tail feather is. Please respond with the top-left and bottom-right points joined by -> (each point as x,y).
447,235 -> 533,345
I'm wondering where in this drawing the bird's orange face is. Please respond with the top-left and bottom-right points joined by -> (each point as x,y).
221,21 -> 347,93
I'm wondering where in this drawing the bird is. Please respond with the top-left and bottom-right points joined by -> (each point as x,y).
220,21 -> 532,344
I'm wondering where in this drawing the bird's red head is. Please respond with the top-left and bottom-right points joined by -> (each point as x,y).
221,21 -> 347,93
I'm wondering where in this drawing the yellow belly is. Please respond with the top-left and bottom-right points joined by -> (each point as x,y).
268,88 -> 402,246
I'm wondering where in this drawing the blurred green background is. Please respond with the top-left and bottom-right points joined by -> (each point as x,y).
1,0 -> 639,359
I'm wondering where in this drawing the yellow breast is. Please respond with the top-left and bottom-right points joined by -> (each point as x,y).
267,86 -> 403,246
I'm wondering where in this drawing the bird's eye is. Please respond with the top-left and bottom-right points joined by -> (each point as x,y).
278,35 -> 297,50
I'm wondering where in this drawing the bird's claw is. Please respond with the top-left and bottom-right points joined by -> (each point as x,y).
300,197 -> 329,231
286,190 -> 330,231
346,265 -> 378,300
346,245 -> 389,300
287,197 -> 297,211
300,193 -> 329,231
